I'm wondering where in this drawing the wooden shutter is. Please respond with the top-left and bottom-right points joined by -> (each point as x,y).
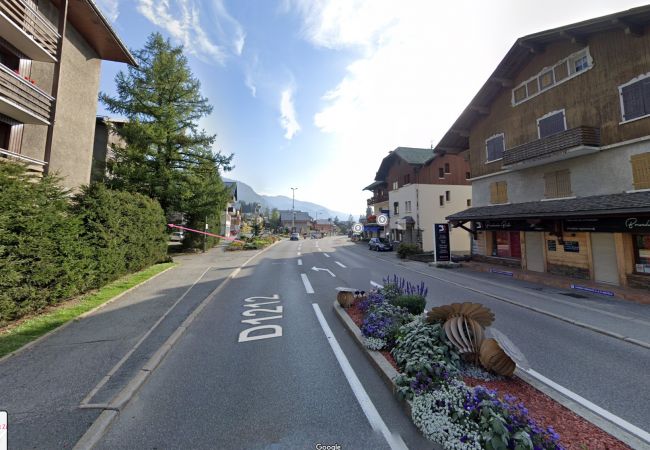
538,111 -> 566,138
497,181 -> 508,203
556,170 -> 571,197
631,153 -> 650,190
544,172 -> 557,198
622,81 -> 645,121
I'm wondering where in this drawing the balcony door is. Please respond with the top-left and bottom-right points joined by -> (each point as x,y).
537,110 -> 566,138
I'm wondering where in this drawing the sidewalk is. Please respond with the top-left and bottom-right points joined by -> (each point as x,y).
0,246 -> 259,449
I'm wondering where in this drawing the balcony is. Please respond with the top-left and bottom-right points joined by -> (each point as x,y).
0,64 -> 53,124
503,126 -> 601,169
0,148 -> 47,174
0,0 -> 59,62
367,193 -> 389,205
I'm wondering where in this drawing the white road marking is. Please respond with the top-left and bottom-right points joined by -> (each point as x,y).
297,252 -> 301,256
301,273 -> 314,294
324,253 -> 330,258
370,281 -> 383,289
525,369 -> 650,445
312,266 -> 336,277
335,261 -> 347,268
298,259 -> 303,266
312,304 -> 407,450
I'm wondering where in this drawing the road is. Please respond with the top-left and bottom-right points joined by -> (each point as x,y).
1,236 -> 648,449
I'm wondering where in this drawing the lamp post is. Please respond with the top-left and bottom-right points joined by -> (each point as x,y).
291,187 -> 298,233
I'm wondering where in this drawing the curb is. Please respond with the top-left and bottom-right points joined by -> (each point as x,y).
333,300 -> 647,450
0,264 -> 177,365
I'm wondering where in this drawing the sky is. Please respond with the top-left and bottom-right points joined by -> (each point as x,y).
95,0 -> 648,218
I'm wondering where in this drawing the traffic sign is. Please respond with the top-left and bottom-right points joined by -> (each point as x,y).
352,223 -> 363,233
377,214 -> 388,225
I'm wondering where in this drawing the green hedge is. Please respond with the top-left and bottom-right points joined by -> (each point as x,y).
0,163 -> 168,325
390,294 -> 426,315
397,243 -> 421,259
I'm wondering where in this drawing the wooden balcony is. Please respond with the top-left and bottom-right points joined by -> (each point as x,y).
367,193 -> 389,205
0,64 -> 53,125
0,0 -> 59,62
504,127 -> 601,168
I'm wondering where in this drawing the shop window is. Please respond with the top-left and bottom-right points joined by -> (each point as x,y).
544,170 -> 572,198
631,152 -> 650,190
634,235 -> 650,274
490,181 -> 508,204
491,231 -> 521,258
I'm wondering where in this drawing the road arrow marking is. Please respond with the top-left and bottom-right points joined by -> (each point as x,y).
312,266 -> 336,277
324,253 -> 330,258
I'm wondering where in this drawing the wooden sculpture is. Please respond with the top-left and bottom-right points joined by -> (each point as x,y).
336,290 -> 355,308
479,338 -> 516,377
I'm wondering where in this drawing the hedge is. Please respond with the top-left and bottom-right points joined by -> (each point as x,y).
0,163 -> 168,325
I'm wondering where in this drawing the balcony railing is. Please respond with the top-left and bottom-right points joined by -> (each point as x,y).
0,148 -> 47,174
367,194 -> 389,205
0,0 -> 59,61
504,126 -> 601,166
0,63 -> 53,124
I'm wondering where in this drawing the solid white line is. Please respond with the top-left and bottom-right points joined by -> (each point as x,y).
370,281 -> 383,289
335,261 -> 346,268
526,369 -> 650,444
298,259 -> 303,266
301,274 -> 314,294
312,304 -> 407,450
324,253 -> 330,258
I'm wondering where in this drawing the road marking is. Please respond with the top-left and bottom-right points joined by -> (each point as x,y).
312,266 -> 336,277
239,295 -> 283,341
525,369 -> 650,445
324,253 -> 330,258
312,304 -> 407,450
297,252 -> 301,256
370,281 -> 383,289
298,259 -> 302,266
301,273 -> 314,294
335,261 -> 347,268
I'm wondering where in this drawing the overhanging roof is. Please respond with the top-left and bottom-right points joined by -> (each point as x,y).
376,147 -> 436,180
51,0 -> 136,65
447,191 -> 650,222
434,5 -> 650,154
363,180 -> 386,191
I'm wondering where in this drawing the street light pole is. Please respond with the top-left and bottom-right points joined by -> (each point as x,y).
291,187 -> 298,233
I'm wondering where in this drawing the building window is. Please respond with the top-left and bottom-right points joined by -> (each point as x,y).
445,190 -> 451,201
631,152 -> 650,190
439,195 -> 444,206
490,181 -> 508,204
404,174 -> 410,184
466,199 -> 471,207
544,169 -> 572,198
439,167 -> 444,178
512,47 -> 592,105
405,201 -> 412,213
444,163 -> 450,174
393,202 -> 399,215
465,171 -> 470,179
0,122 -> 10,149
634,235 -> 650,274
491,231 -> 521,258
537,110 -> 566,139
486,134 -> 505,162
619,73 -> 650,122
392,181 -> 398,190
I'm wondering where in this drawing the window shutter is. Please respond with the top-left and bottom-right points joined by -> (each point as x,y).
556,170 -> 571,197
622,81 -> 645,121
490,182 -> 498,204
497,181 -> 508,203
631,153 -> 650,190
544,172 -> 557,198
539,111 -> 566,138
643,80 -> 650,115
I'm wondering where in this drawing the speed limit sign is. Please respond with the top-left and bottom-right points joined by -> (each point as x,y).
377,214 -> 388,225
352,223 -> 363,233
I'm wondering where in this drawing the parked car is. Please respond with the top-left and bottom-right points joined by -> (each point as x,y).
368,237 -> 393,251
170,231 -> 184,242
290,233 -> 300,241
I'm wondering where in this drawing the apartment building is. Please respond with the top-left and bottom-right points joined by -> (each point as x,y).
0,0 -> 135,188
91,116 -> 126,182
280,210 -> 312,235
365,147 -> 472,253
439,6 -> 650,289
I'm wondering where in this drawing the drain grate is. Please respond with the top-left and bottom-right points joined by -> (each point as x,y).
560,292 -> 588,299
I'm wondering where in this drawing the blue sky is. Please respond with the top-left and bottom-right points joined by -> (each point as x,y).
95,0 -> 647,218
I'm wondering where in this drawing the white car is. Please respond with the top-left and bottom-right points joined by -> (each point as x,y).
170,231 -> 184,241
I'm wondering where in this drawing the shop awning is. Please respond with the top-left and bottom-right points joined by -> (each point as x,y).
447,191 -> 650,223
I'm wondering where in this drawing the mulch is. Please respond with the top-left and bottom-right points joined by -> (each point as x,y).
342,299 -> 631,450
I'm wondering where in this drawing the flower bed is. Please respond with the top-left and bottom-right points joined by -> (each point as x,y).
340,275 -> 630,450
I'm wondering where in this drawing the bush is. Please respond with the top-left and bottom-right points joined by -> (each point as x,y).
391,294 -> 426,315
357,290 -> 385,313
397,243 -> 421,259
361,303 -> 412,347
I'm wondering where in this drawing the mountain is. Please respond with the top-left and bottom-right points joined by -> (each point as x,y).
224,178 -> 351,220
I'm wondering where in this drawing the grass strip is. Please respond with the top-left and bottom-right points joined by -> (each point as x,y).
0,262 -> 176,358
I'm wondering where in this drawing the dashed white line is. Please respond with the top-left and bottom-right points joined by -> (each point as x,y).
312,304 -> 407,450
301,273 -> 314,294
370,281 -> 383,289
335,261 -> 346,268
324,253 -> 330,258
298,259 -> 303,266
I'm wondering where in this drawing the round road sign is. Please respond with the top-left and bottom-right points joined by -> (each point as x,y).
352,223 -> 363,233
377,214 -> 388,225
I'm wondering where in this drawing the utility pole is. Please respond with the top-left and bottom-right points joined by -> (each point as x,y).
203,216 -> 208,253
291,187 -> 298,233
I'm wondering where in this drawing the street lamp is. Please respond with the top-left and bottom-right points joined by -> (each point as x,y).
291,187 -> 298,233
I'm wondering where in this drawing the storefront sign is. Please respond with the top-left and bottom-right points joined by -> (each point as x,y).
564,217 -> 650,233
489,268 -> 514,276
563,241 -> 580,252
547,240 -> 557,251
434,223 -> 450,262
570,284 -> 614,297
474,220 -> 550,232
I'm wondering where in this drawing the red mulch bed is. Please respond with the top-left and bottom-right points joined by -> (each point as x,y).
342,300 -> 631,450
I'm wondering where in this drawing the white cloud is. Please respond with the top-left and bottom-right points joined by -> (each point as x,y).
137,0 -> 245,64
280,87 -> 300,140
96,0 -> 120,22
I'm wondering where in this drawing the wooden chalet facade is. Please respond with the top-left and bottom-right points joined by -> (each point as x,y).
440,6 -> 650,290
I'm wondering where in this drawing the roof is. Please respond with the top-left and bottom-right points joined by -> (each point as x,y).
434,5 -> 650,154
314,219 -> 332,225
363,180 -> 387,191
279,210 -> 312,222
376,147 -> 435,180
446,191 -> 650,222
50,0 -> 137,65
